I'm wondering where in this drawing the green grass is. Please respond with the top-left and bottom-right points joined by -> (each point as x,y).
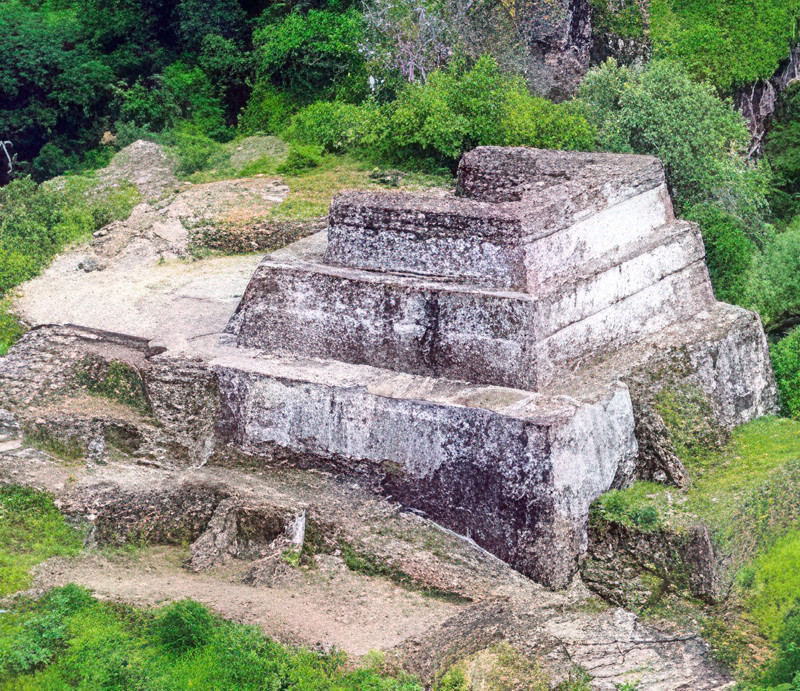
0,487 -> 84,597
742,532 -> 800,641
0,588 -> 424,689
595,417 -> 800,545
0,301 -> 24,357
269,155 -> 450,223
593,417 -> 800,683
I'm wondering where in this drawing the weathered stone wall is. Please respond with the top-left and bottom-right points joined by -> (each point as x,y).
213,352 -> 637,588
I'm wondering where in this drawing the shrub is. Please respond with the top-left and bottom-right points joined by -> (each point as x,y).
239,83 -> 298,135
744,221 -> 800,330
0,585 -> 95,676
762,601 -> 800,686
277,143 -> 323,174
372,56 -> 595,169
772,328 -> 800,419
649,0 -> 800,90
253,9 -> 366,102
164,123 -> 226,176
0,590 -> 425,688
31,143 -> 79,182
155,600 -> 218,654
287,100 -> 376,153
744,533 -> 800,641
684,203 -> 757,304
119,62 -> 230,142
578,59 -> 770,229
0,301 -> 23,356
0,488 -> 83,598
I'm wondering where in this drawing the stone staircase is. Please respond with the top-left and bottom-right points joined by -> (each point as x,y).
187,148 -> 780,587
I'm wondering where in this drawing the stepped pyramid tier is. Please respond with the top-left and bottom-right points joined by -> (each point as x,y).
223,147 -> 777,587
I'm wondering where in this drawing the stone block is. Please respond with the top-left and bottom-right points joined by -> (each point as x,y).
456,146 -> 668,204
327,178 -> 673,293
212,350 -> 638,588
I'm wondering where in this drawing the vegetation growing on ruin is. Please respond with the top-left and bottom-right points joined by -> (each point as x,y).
593,416 -> 800,687
73,357 -> 152,415
0,301 -> 23,357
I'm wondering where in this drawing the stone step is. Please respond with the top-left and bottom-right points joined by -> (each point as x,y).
228,227 -> 713,391
327,191 -> 526,291
211,348 -> 637,588
535,220 -> 707,338
536,260 -> 716,388
227,248 -> 541,391
327,175 -> 674,293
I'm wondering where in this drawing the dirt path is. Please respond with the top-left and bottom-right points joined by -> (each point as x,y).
34,548 -> 457,656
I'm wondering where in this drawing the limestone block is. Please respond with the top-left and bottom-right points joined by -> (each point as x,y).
212,350 -> 637,588
327,179 -> 673,293
327,191 -> 525,290
456,146 -> 668,204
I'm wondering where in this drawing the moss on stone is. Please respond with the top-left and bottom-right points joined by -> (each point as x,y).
654,383 -> 727,467
73,356 -> 152,415
24,426 -> 87,463
590,0 -> 648,41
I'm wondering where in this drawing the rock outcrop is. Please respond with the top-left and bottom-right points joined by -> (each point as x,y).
735,43 -> 800,157
516,0 -> 592,100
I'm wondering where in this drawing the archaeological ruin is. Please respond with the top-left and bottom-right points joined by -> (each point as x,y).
0,146 -> 779,591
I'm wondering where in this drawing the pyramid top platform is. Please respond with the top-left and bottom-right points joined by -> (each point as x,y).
327,147 -> 674,292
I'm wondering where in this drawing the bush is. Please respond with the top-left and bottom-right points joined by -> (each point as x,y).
0,301 -> 23,356
772,328 -> 800,419
287,100 -> 376,153
762,601 -> 800,687
684,203 -> 757,304
649,0 -> 800,90
155,600 -> 218,654
253,9 -> 366,102
371,56 -> 596,169
119,62 -> 230,142
578,59 -> 770,229
0,591 -> 424,689
165,123 -> 226,176
31,143 -> 79,182
277,143 -> 324,174
239,83 -> 298,135
0,488 -> 83,598
744,221 -> 800,330
0,585 -> 95,676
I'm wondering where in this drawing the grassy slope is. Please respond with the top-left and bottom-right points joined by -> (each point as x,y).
0,485 -> 425,689
0,487 -> 83,597
595,416 -> 800,682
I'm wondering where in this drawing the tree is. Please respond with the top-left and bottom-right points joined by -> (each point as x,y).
0,3 -> 114,176
578,59 -> 770,230
252,9 -> 366,102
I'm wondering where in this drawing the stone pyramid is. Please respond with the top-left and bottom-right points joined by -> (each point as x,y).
218,147 -> 777,588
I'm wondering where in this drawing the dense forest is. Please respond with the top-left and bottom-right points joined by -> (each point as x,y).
4,0 -> 800,688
